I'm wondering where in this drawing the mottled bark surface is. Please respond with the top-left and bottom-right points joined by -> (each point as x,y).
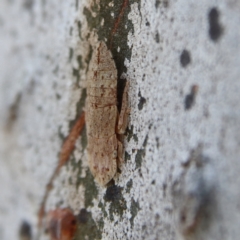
0,0 -> 240,240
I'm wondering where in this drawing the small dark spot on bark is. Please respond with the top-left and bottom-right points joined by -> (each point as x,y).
180,211 -> 187,223
19,220 -> 32,240
77,21 -> 83,40
126,179 -> 133,193
23,0 -> 34,11
69,48 -> 73,62
77,209 -> 88,224
132,133 -> 139,143
56,93 -> 61,100
69,26 -> 73,36
184,85 -> 199,110
155,32 -> 160,43
143,134 -> 148,147
163,0 -> 169,8
126,125 -> 138,143
208,7 -> 223,42
155,0 -> 169,8
130,199 -> 140,228
72,68 -> 80,83
138,90 -> 146,110
135,135 -> 148,169
180,49 -> 191,68
156,137 -> 160,148
37,106 -> 42,112
104,185 -> 122,202
75,0 -> 78,10
6,93 -> 22,130
77,55 -> 83,69
135,148 -> 145,169
146,21 -> 150,26
185,94 -> 194,110
155,213 -> 160,221
163,182 -> 167,197
53,65 -> 59,74
142,224 -> 147,231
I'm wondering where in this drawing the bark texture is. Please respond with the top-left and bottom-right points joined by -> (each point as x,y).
0,0 -> 240,240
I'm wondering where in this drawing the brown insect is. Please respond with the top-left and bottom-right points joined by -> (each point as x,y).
37,42 -> 129,234
86,41 -> 129,186
46,208 -> 77,240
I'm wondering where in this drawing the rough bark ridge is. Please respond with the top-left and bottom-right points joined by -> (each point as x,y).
0,0 -> 240,240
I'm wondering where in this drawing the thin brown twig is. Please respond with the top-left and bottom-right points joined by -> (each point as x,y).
38,112 -> 85,229
109,0 -> 129,49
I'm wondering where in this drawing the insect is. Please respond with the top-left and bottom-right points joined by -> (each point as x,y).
86,41 -> 129,186
37,42 -> 128,234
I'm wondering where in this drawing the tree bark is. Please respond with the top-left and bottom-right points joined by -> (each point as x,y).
0,0 -> 240,240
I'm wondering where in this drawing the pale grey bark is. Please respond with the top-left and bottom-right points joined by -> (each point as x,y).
0,0 -> 240,240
